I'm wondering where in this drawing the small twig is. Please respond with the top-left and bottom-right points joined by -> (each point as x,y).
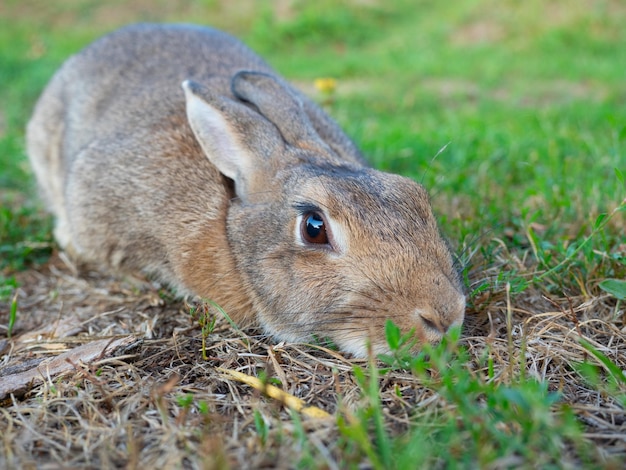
216,367 -> 331,419
505,282 -> 514,380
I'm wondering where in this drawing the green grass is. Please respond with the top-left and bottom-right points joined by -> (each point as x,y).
344,323 -> 595,469
1,0 -> 625,468
386,321 -> 623,469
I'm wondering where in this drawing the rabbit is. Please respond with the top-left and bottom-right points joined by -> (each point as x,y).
26,23 -> 466,358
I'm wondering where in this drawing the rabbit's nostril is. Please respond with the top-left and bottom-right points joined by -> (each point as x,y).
419,311 -> 444,333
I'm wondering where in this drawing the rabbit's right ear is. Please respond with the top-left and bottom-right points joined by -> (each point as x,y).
182,80 -> 281,200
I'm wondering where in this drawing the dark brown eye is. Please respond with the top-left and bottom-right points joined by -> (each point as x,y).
301,212 -> 329,244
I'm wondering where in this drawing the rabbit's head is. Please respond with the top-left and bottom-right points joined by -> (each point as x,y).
183,72 -> 465,357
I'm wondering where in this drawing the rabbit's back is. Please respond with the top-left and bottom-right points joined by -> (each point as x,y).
45,24 -> 274,160
27,24 -> 277,288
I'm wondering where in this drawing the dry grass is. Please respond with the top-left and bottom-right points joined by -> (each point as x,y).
1,249 -> 624,468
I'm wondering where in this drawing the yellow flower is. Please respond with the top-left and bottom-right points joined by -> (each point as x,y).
314,77 -> 337,94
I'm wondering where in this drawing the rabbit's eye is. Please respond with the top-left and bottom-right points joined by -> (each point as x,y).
302,212 -> 329,245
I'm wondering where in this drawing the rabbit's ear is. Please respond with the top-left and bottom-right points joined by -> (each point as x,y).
183,80 -> 280,200
231,71 -> 332,155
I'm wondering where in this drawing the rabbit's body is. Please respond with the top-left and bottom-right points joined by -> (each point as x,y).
27,23 -> 465,357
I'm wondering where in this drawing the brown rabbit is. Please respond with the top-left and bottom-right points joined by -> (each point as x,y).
27,23 -> 465,357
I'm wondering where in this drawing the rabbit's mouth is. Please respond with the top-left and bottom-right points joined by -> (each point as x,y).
324,328 -> 421,359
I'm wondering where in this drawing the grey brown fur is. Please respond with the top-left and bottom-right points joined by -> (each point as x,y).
27,23 -> 465,357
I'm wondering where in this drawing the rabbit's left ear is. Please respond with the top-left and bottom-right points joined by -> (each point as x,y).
182,79 -> 281,201
231,71 -> 332,155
